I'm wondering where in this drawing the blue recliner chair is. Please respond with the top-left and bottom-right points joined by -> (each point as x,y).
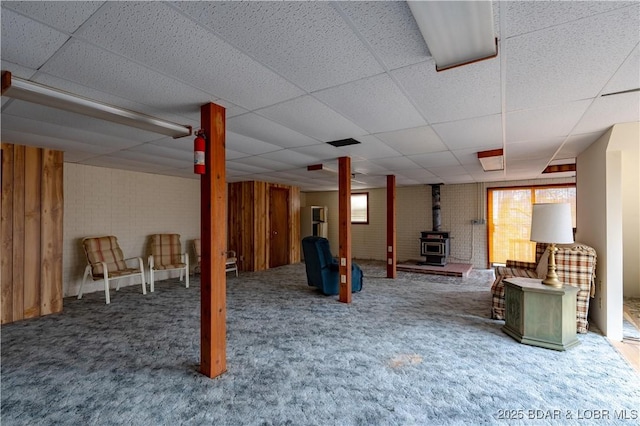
301,236 -> 363,296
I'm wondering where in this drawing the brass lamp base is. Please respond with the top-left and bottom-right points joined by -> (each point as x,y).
542,243 -> 563,288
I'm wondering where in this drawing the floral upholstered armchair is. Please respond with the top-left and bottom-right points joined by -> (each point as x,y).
491,243 -> 597,333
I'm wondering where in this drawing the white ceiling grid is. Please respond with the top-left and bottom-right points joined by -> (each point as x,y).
1,1 -> 638,191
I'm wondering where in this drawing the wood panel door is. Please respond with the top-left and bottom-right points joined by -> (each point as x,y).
269,187 -> 289,268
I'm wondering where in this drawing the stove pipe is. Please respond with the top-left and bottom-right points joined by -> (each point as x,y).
431,184 -> 442,231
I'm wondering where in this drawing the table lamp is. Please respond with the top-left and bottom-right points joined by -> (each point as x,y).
530,203 -> 574,287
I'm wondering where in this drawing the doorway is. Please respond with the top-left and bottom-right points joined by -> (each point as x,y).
269,187 -> 290,268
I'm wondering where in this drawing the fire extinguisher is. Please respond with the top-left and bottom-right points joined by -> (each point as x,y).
194,130 -> 206,175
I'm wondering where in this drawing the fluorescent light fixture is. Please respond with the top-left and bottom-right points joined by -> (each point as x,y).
408,1 -> 497,71
1,71 -> 192,138
530,203 -> 574,287
477,148 -> 504,171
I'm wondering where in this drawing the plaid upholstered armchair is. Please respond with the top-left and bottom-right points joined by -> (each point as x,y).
148,234 -> 189,292
491,243 -> 597,333
192,238 -> 238,277
79,236 -> 146,304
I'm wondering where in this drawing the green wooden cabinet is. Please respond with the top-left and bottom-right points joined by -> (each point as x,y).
502,277 -> 580,351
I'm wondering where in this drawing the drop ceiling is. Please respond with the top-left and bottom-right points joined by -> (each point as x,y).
1,1 -> 638,191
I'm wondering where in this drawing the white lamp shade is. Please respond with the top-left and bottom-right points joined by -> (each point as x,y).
530,203 -> 574,244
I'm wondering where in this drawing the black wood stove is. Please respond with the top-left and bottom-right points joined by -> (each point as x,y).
419,184 -> 450,266
420,231 -> 450,266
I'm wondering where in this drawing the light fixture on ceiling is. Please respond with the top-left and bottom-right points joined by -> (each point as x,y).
601,87 -> 640,97
477,148 -> 504,171
530,203 -> 574,287
407,1 -> 497,71
543,164 -> 577,174
307,163 -> 366,184
1,71 -> 192,138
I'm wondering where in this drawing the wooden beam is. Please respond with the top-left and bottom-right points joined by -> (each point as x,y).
386,175 -> 397,278
338,156 -> 352,303
200,102 -> 227,378
40,149 -> 63,316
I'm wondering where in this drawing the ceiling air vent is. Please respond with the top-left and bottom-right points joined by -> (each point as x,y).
326,138 -> 361,147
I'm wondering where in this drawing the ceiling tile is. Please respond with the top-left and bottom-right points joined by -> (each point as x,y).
4,1 -> 104,33
174,1 -> 383,92
351,160 -> 390,176
226,131 -> 283,156
506,100 -> 591,143
506,5 -> 639,110
76,1 -> 304,110
429,165 -> 470,177
1,60 -> 37,79
573,92 -> 640,135
397,168 -> 437,180
433,114 -> 502,150
290,144 -> 343,162
82,155 -> 174,174
228,114 -> 319,149
112,150 -> 190,169
128,143 -> 193,162
503,1 -> 636,38
392,57 -> 501,123
556,131 -> 606,159
375,126 -> 447,155
1,9 -> 69,69
0,129 -> 112,155
259,150 -> 321,168
506,137 -> 564,162
369,156 -> 421,172
603,45 -> 640,95
314,74 -> 427,133
335,1 -> 430,70
226,161 -> 273,175
507,158 -> 550,175
233,156 -> 291,172
336,135 -> 401,160
256,95 -> 367,142
408,151 -> 461,168
440,174 -> 475,184
226,149 -> 251,161
40,40 -> 218,116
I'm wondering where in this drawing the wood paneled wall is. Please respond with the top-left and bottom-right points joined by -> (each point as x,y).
1,143 -> 63,324
228,181 -> 300,272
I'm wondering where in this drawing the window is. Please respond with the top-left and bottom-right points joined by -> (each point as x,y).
351,193 -> 369,224
488,185 -> 576,265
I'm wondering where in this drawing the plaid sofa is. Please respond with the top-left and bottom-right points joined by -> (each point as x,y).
491,243 -> 597,333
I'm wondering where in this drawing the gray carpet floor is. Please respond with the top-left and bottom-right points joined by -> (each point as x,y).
2,261 -> 639,425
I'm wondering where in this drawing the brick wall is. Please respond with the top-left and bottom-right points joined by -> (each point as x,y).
64,163 -> 200,297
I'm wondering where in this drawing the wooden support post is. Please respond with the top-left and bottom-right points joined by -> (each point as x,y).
338,156 -> 352,303
386,175 -> 397,278
200,102 -> 227,378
